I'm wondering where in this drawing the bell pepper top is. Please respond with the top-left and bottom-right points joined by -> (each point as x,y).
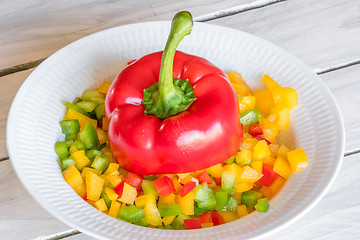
143,11 -> 196,119
105,11 -> 243,175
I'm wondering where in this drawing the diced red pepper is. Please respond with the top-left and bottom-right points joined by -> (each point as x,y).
197,172 -> 212,184
255,135 -> 271,145
125,172 -> 144,190
213,177 -> 222,186
153,176 -> 176,198
184,218 -> 202,230
210,212 -> 224,226
199,212 -> 212,224
178,181 -> 197,197
249,123 -> 263,136
82,193 -> 87,201
257,163 -> 279,187
113,180 -> 125,197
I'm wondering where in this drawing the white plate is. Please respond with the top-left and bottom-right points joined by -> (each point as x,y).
7,21 -> 345,239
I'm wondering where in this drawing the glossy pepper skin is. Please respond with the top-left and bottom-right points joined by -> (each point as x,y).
105,12 -> 243,175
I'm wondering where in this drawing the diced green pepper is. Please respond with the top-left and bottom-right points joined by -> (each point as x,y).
76,100 -> 97,113
59,120 -> 80,135
63,101 -> 90,117
215,191 -> 228,211
221,171 -> 237,194
91,155 -> 108,172
133,218 -> 149,227
72,97 -> 82,104
117,205 -> 145,222
65,140 -> 74,147
71,140 -> 86,151
95,104 -> 105,121
194,205 -> 209,216
240,108 -> 262,126
227,196 -> 238,212
86,149 -> 104,161
141,180 -> 158,199
255,198 -> 269,212
61,157 -> 75,171
65,134 -> 77,141
100,191 -> 111,209
197,191 -> 216,210
164,225 -> 173,230
237,157 -> 253,167
224,155 -> 235,164
81,90 -> 105,101
241,190 -> 263,208
79,122 -> 98,149
90,97 -> 105,105
55,141 -> 68,159
193,184 -> 210,202
170,214 -> 190,230
158,204 -> 182,217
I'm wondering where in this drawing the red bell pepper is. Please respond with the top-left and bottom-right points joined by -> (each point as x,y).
213,177 -> 222,186
153,176 -> 176,198
249,123 -> 263,136
197,172 -> 212,185
257,163 -> 279,187
199,212 -> 211,224
178,181 -> 197,197
184,218 -> 202,229
210,212 -> 224,226
254,135 -> 271,145
105,11 -> 243,175
125,172 -> 144,190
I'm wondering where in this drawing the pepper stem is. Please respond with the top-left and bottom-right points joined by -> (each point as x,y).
142,11 -> 196,119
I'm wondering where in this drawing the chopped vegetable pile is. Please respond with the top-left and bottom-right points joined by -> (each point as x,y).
55,72 -> 308,230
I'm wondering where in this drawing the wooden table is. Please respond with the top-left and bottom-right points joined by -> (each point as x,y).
1,0 -> 359,239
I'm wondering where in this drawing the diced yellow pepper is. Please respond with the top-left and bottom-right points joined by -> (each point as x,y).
73,182 -> 86,197
217,211 -> 238,223
162,216 -> 176,226
97,128 -> 108,145
144,203 -> 162,226
213,186 -> 222,192
240,138 -> 258,151
259,118 -> 280,143
97,81 -> 112,94
104,187 -> 118,201
135,194 -> 157,208
287,148 -> 308,173
273,156 -> 292,179
103,163 -> 119,176
263,155 -> 276,165
81,167 -> 101,180
222,163 -> 242,176
261,74 -> 281,90
64,108 -> 97,130
108,200 -> 121,218
277,144 -> 290,159
201,222 -> 214,228
253,140 -> 271,161
237,166 -> 261,183
272,87 -> 298,110
269,103 -> 290,131
118,182 -> 137,204
234,182 -> 253,193
238,96 -> 256,113
70,150 -> 91,171
62,165 -> 83,190
251,161 -> 263,175
269,176 -> 286,197
176,191 -> 195,216
101,174 -> 110,186
69,145 -> 79,154
94,198 -> 108,212
254,89 -> 274,116
236,205 -> 248,218
226,72 -> 253,96
206,163 -> 223,178
107,171 -> 122,187
86,171 -> 104,201
232,192 -> 242,203
158,193 -> 176,206
269,144 -> 279,156
236,150 -> 253,165
104,152 -> 115,164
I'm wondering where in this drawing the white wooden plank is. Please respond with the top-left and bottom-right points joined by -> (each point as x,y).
0,161 -> 72,240
0,0 -> 256,69
211,0 -> 360,72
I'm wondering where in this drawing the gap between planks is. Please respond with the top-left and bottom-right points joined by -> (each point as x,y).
0,0 -> 285,78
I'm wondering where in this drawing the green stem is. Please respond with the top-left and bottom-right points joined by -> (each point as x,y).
142,11 -> 196,119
